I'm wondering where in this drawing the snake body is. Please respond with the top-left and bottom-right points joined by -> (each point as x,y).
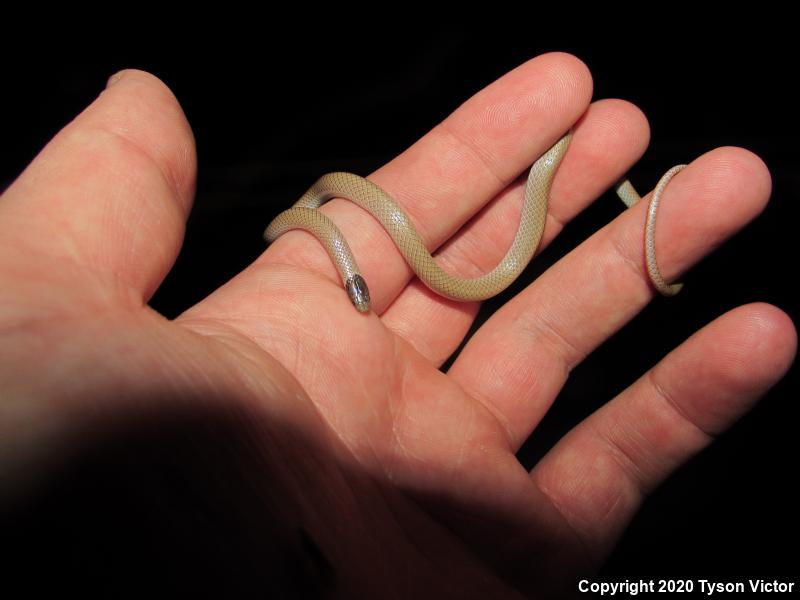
264,133 -> 684,312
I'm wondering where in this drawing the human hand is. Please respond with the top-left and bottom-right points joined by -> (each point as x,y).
1,54 -> 795,597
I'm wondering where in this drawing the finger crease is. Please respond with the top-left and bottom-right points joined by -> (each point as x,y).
532,477 -> 602,561
518,309 -> 581,373
438,122 -> 508,189
608,226 -> 652,294
466,386 -> 517,453
647,369 -> 717,442
591,419 -> 652,496
97,125 -> 184,205
544,210 -> 566,239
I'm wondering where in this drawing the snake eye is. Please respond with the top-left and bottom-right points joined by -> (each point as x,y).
345,274 -> 371,313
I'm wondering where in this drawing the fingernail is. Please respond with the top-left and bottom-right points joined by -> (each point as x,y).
106,71 -> 126,89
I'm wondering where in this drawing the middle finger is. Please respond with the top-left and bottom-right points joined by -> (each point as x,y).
380,98 -> 650,364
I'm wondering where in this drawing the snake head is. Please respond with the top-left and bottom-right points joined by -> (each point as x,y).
345,274 -> 371,313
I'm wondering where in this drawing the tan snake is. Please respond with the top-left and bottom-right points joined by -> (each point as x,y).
264,132 -> 685,312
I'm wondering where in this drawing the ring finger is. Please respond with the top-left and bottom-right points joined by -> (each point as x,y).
448,145 -> 773,450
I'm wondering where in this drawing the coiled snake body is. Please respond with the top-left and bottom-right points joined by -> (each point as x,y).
264,133 -> 684,312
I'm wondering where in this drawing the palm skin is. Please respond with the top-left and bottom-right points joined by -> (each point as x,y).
0,55 -> 795,598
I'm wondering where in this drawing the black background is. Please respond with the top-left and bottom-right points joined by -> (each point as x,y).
2,24 -> 797,589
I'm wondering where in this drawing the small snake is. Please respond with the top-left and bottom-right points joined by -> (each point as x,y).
264,133 -> 685,312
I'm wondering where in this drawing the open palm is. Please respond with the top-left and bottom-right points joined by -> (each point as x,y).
1,55 -> 794,598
